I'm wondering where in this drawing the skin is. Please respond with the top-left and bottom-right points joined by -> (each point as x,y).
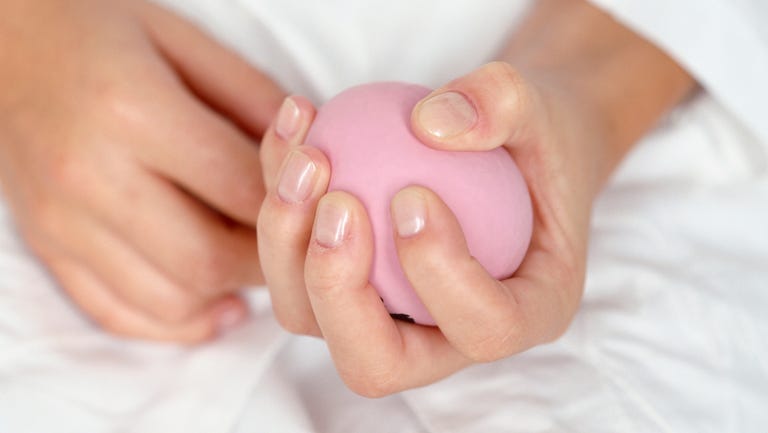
0,0 -> 285,342
257,0 -> 696,396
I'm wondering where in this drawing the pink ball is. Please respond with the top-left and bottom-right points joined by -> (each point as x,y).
305,82 -> 532,325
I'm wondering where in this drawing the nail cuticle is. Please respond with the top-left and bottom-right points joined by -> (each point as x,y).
275,97 -> 301,140
417,91 -> 478,139
277,151 -> 317,204
314,200 -> 351,248
392,189 -> 427,238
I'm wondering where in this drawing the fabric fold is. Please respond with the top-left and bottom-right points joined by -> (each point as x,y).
587,0 -> 768,144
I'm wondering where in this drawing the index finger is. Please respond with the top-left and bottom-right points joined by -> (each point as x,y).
303,192 -> 469,397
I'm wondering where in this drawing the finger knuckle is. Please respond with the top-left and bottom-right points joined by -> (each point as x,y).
304,264 -> 345,302
484,61 -> 532,116
485,61 -> 525,90
256,201 -> 284,245
90,82 -> 149,129
340,365 -> 402,398
547,274 -> 583,344
273,309 -> 318,336
459,319 -> 523,363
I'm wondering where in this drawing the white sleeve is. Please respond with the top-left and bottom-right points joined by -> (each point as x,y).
587,0 -> 768,143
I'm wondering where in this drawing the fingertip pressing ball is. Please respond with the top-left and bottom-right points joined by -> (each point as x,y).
305,82 -> 533,326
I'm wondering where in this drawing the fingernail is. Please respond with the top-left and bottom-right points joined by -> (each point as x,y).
314,198 -> 350,248
391,188 -> 426,238
275,97 -> 301,140
277,150 -> 317,204
216,303 -> 247,333
416,91 -> 477,138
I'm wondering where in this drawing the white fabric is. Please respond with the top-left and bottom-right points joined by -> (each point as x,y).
1,0 -> 767,432
589,0 -> 768,144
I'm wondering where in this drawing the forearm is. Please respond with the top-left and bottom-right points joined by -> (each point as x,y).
501,0 -> 696,186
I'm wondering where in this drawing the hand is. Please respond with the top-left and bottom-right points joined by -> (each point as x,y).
257,62 -> 592,395
0,0 -> 285,342
257,0 -> 694,395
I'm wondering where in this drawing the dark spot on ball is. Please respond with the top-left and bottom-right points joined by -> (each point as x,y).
390,313 -> 415,324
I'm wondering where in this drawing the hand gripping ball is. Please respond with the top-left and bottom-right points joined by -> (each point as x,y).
306,82 -> 533,325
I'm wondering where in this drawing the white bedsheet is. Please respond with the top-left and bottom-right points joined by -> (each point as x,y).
1,1 -> 767,432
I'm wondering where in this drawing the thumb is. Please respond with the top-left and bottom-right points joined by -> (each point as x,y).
137,2 -> 286,138
411,62 -> 539,152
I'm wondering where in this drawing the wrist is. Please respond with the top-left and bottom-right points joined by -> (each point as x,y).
500,0 -> 695,190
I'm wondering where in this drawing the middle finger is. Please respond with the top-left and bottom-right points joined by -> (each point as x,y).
257,145 -> 331,335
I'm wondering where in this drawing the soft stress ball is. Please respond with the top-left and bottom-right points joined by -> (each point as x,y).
305,82 -> 533,325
